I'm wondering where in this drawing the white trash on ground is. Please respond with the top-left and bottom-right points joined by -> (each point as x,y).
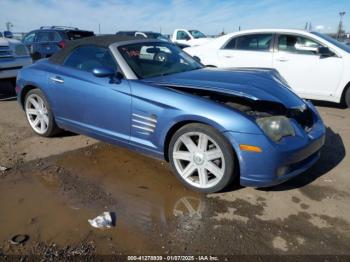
88,212 -> 115,229
0,166 -> 9,172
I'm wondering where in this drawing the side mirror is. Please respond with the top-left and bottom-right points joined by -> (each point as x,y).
3,31 -> 13,38
193,56 -> 201,63
92,66 -> 115,78
317,47 -> 334,58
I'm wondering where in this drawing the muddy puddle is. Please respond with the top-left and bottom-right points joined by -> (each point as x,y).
1,143 -> 350,256
0,144 -> 208,255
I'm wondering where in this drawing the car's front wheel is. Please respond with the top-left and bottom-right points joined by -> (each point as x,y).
24,89 -> 61,137
169,123 -> 236,193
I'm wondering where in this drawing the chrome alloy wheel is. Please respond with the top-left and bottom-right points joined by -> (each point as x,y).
172,132 -> 225,189
25,94 -> 49,134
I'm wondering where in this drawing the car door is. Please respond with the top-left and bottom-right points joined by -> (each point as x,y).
272,33 -> 344,99
23,31 -> 36,56
217,33 -> 274,68
49,45 -> 131,143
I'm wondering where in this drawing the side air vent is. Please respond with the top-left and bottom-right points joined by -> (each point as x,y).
132,113 -> 157,134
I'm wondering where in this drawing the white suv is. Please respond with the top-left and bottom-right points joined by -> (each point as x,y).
0,34 -> 32,80
185,29 -> 350,107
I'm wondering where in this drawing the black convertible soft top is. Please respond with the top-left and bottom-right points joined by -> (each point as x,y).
49,35 -> 145,65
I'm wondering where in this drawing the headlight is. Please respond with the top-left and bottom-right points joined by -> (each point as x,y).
256,116 -> 295,142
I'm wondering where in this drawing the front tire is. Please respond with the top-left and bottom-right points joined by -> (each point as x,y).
24,89 -> 61,137
169,123 -> 236,193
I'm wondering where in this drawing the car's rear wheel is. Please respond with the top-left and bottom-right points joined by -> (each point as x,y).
345,87 -> 350,108
169,123 -> 236,193
31,52 -> 41,62
24,89 -> 61,137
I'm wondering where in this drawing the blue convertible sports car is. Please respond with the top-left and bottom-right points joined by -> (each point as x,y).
16,35 -> 326,193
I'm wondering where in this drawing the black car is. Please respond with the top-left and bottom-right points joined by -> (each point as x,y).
22,26 -> 94,61
116,31 -> 190,49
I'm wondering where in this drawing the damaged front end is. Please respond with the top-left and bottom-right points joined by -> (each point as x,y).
171,86 -> 324,186
143,73 -> 325,187
164,85 -> 314,142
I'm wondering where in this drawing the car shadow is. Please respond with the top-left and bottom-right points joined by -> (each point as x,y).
311,100 -> 347,109
55,130 -> 79,138
0,79 -> 17,101
259,127 -> 345,192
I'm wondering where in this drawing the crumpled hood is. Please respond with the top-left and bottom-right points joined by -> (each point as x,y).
144,68 -> 305,108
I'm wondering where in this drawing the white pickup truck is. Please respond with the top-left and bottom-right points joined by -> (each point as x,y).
171,29 -> 213,47
0,34 -> 32,80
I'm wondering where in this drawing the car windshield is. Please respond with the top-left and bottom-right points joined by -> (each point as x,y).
118,42 -> 203,79
312,32 -> 350,53
189,30 -> 206,39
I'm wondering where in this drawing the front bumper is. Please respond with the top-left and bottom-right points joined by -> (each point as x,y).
224,108 -> 326,187
0,57 -> 32,79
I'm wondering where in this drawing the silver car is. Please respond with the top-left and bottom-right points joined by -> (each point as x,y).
0,34 -> 32,79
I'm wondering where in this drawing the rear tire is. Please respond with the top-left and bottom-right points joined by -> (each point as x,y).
24,89 -> 61,137
168,123 -> 236,193
345,87 -> 350,108
31,52 -> 41,62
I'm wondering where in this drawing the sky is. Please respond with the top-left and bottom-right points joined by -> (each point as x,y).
1,0 -> 350,35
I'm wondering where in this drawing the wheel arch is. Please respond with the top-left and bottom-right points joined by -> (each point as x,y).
341,81 -> 350,105
20,84 -> 61,137
20,83 -> 53,110
162,119 -> 239,164
163,120 -> 241,188
163,120 -> 202,162
20,84 -> 39,109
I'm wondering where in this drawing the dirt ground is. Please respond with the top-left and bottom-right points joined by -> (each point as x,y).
0,80 -> 350,258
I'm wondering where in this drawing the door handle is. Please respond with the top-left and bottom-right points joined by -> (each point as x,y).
50,76 -> 64,84
276,57 -> 289,62
224,55 -> 234,58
